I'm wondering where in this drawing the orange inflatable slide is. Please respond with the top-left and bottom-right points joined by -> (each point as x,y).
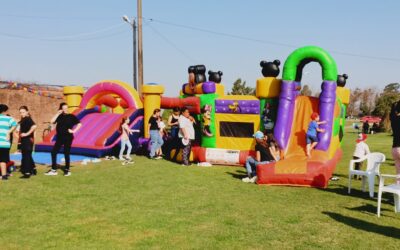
256,96 -> 342,188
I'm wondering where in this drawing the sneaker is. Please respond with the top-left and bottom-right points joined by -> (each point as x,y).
1,175 -> 8,180
63,170 -> 71,177
181,163 -> 192,166
155,156 -> 163,160
45,170 -> 58,176
20,174 -> 31,179
125,156 -> 132,161
249,176 -> 258,183
119,157 -> 125,161
31,169 -> 37,176
242,177 -> 251,183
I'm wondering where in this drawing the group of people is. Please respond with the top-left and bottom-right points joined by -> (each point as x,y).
147,107 -> 195,166
0,102 -> 81,180
2,99 -> 399,183
362,121 -> 380,135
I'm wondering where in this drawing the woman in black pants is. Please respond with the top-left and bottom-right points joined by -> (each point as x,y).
18,106 -> 37,178
46,103 -> 81,176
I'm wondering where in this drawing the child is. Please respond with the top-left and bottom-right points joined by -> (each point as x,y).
156,119 -> 167,157
352,133 -> 370,179
306,112 -> 326,158
119,117 -> 140,162
267,133 -> 281,161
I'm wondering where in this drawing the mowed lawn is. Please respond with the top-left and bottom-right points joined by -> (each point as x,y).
0,129 -> 399,249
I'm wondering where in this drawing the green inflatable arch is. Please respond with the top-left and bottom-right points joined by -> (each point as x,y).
282,46 -> 338,81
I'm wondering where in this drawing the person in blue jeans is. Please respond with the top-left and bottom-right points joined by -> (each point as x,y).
242,131 -> 274,183
306,112 -> 326,158
148,109 -> 163,159
119,117 -> 140,161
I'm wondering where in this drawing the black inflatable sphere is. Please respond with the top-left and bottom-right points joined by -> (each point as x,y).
260,60 -> 281,77
208,70 -> 223,83
337,74 -> 348,87
194,65 -> 207,84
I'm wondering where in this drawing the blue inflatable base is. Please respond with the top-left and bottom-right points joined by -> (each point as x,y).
10,152 -> 97,165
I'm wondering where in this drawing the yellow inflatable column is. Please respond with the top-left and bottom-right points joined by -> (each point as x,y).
336,87 -> 350,105
142,84 -> 165,138
63,86 -> 85,112
256,77 -> 281,98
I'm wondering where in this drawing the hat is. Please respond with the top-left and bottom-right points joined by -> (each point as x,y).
253,131 -> 264,139
356,133 -> 367,143
182,138 -> 189,146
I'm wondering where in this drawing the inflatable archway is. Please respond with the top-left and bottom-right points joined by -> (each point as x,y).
36,80 -> 144,157
79,80 -> 143,110
275,46 -> 337,151
282,46 -> 338,81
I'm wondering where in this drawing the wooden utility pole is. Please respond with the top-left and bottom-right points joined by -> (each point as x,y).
137,0 -> 143,96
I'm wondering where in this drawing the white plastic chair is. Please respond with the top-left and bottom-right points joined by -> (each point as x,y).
348,152 -> 386,198
377,174 -> 400,217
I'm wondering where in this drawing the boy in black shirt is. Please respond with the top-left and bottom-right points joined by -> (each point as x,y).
46,103 -> 81,176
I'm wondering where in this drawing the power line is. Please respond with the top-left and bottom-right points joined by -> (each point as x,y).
144,20 -> 197,63
0,13 -> 115,21
0,23 -> 127,41
146,17 -> 400,63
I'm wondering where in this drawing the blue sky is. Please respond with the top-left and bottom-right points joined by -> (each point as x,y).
0,0 -> 399,96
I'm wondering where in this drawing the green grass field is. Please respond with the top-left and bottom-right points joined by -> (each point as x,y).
0,129 -> 399,249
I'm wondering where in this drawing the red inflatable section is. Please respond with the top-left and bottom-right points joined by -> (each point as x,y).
96,95 -> 118,108
161,96 -> 201,114
256,149 -> 342,188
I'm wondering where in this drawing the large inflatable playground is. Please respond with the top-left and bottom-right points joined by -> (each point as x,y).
35,46 -> 350,188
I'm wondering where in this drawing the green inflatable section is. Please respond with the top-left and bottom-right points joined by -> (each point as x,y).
282,46 -> 338,81
199,93 -> 217,148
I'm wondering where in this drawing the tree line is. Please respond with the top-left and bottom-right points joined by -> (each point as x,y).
229,79 -> 400,131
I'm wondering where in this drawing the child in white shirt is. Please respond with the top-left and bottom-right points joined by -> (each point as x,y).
352,133 -> 370,178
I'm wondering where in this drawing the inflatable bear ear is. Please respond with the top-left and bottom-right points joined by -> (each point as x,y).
188,66 -> 195,74
273,60 -> 281,66
260,59 -> 281,77
337,74 -> 348,87
208,70 -> 223,83
260,60 -> 267,67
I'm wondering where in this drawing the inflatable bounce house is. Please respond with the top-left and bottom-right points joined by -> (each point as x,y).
140,46 -> 350,188
36,80 -> 144,157
34,45 -> 350,188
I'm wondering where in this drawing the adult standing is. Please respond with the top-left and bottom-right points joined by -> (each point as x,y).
0,104 -> 17,180
46,103 -> 81,176
148,108 -> 163,159
178,107 -> 195,166
19,106 -> 37,178
390,100 -> 400,183
167,107 -> 181,161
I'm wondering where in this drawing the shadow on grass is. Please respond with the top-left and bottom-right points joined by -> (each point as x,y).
226,170 -> 247,180
323,212 -> 400,239
345,203 -> 393,215
323,184 -> 376,201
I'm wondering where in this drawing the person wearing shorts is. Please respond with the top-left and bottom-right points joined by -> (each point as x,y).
0,104 -> 17,180
306,112 -> 326,158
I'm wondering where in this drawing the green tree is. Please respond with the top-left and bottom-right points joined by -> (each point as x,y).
300,84 -> 312,96
229,78 -> 255,95
373,83 -> 400,131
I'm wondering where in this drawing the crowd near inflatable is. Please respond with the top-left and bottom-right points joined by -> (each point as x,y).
0,46 -> 356,187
